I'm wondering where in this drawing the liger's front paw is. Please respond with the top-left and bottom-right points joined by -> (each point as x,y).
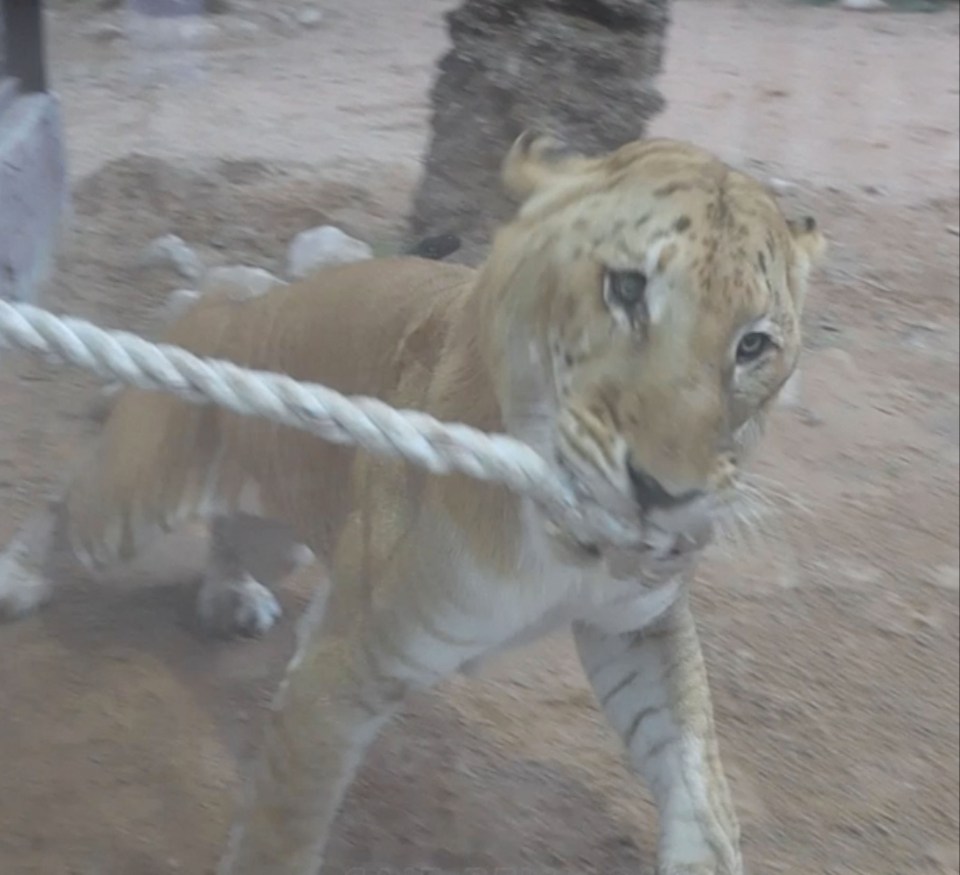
658,855 -> 744,875
660,865 -> 738,875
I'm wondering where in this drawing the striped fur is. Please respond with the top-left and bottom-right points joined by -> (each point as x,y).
0,133 -> 825,875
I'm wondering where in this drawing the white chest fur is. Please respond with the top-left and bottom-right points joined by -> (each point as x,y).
455,501 -> 685,676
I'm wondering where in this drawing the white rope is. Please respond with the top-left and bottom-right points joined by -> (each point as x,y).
0,300 -> 642,549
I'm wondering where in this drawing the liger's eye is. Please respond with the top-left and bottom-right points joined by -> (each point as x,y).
604,270 -> 648,319
736,331 -> 774,364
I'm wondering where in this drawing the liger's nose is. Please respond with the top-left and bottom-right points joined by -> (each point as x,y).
626,460 -> 703,510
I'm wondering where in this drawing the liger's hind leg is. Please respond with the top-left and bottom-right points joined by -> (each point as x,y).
197,512 -> 315,638
0,499 -> 64,620
0,500 -> 316,639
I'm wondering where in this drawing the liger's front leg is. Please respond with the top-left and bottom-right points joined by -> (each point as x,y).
573,595 -> 743,875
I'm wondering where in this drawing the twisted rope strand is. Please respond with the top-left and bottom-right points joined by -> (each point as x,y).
0,300 -> 640,547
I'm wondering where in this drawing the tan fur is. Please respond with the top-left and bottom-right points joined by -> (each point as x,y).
0,134 -> 825,875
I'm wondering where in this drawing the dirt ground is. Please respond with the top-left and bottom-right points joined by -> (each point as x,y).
1,0 -> 958,873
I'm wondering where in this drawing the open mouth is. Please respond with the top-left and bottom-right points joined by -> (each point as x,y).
550,448 -> 717,576
553,448 -> 634,509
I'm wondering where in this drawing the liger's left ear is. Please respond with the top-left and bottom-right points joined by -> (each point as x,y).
787,215 -> 827,307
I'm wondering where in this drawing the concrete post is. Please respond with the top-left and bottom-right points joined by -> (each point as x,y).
0,0 -> 69,305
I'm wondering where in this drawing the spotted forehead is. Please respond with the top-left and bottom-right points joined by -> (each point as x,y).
575,175 -> 790,286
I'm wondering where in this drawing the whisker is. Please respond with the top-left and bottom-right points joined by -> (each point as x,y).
716,489 -> 780,551
737,509 -> 767,552
739,472 -> 814,517
712,517 -> 744,557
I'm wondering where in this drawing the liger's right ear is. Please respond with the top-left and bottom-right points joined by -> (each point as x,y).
788,215 -> 827,266
501,130 -> 592,202
787,215 -> 828,307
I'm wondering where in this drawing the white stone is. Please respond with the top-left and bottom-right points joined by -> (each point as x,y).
222,18 -> 261,38
840,0 -> 888,10
87,22 -> 125,43
296,5 -> 324,28
124,13 -> 220,50
160,289 -> 202,323
176,18 -> 221,47
201,265 -> 286,300
819,347 -> 858,379
264,8 -> 299,36
286,226 -> 373,280
140,234 -> 204,282
778,368 -> 803,409
767,176 -> 798,195
930,564 -> 959,593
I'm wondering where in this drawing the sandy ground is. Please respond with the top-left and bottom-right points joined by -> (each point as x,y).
0,0 -> 958,873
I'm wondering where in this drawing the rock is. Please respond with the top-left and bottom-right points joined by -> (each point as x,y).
140,234 -> 204,282
840,0 -> 888,10
222,18 -> 261,37
152,268 -> 284,331
176,17 -> 221,47
295,5 -> 324,28
160,289 -> 202,323
768,176 -> 799,195
819,347 -> 858,379
264,8 -> 299,36
87,22 -> 125,43
922,842 -> 960,874
286,227 -> 373,279
798,408 -> 825,427
928,564 -> 959,593
201,265 -> 286,300
126,14 -> 220,51
86,382 -> 122,423
778,368 -> 803,409
405,233 -> 462,261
